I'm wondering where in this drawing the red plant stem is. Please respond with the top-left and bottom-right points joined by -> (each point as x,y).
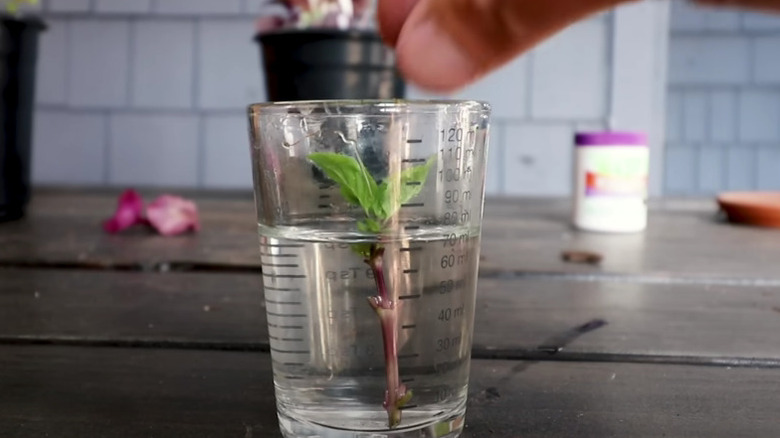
365,245 -> 408,428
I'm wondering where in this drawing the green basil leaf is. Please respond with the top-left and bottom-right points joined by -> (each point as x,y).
375,156 -> 435,219
308,152 -> 378,214
398,156 -> 435,206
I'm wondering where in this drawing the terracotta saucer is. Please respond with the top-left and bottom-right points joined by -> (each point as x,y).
717,192 -> 780,228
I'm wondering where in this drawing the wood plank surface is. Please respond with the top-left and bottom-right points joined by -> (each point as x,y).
2,345 -> 779,437
2,191 -> 779,281
4,269 -> 780,362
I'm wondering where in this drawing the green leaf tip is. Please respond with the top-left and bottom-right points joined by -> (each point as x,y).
308,152 -> 435,231
308,152 -> 378,216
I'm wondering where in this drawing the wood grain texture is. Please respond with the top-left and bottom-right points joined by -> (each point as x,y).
3,191 -> 779,281
2,346 -> 779,437
4,269 -> 780,362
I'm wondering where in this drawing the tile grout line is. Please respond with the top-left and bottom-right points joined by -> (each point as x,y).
193,18 -> 205,188
103,111 -> 112,184
126,17 -> 136,109
497,123 -> 506,195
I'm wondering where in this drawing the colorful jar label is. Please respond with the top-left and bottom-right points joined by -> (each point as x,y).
583,149 -> 649,198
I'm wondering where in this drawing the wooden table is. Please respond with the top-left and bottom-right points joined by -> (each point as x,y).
2,189 -> 780,437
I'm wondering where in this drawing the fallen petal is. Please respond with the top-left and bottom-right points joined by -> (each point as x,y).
103,189 -> 145,234
146,195 -> 200,237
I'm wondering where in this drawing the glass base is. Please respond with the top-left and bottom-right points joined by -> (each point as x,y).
278,407 -> 465,438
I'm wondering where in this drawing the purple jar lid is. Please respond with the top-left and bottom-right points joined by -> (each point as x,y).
575,131 -> 647,147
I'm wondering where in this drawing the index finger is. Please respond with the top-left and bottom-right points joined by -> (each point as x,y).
377,0 -> 420,46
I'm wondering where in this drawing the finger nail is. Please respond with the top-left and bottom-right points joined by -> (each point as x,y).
396,18 -> 479,93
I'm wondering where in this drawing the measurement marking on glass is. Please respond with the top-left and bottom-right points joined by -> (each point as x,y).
404,225 -> 420,231
318,184 -> 331,190
318,204 -> 330,209
399,294 -> 421,300
402,324 -> 417,329
401,377 -> 415,383
399,405 -> 418,410
259,243 -> 305,248
270,347 -> 310,354
265,299 -> 303,305
261,263 -> 299,268
283,376 -> 305,380
259,253 -> 298,258
269,335 -> 304,342
263,286 -> 300,292
398,353 -> 419,359
268,323 -> 304,329
403,269 -> 419,274
400,247 -> 422,252
283,362 -> 305,366
262,273 -> 306,279
407,139 -> 423,144
405,181 -> 422,186
319,194 -> 330,199
401,203 -> 425,208
267,311 -> 307,318
402,158 -> 427,164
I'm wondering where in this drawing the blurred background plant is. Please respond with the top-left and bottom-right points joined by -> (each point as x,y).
3,0 -> 37,15
256,0 -> 374,33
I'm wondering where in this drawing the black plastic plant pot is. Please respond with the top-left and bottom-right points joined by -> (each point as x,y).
256,29 -> 406,101
0,16 -> 45,223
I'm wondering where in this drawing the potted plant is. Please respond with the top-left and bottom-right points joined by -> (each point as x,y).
254,0 -> 405,101
1,0 -> 44,222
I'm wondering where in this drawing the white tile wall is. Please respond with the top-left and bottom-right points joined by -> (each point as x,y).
743,12 -> 780,30
697,148 -> 724,193
753,36 -> 780,84
49,0 -> 90,13
95,0 -> 152,14
756,147 -> 780,189
68,20 -> 130,107
29,0 -> 670,196
109,114 -> 199,187
664,147 -> 697,194
726,147 -> 755,190
671,0 -> 742,31
682,92 -> 708,142
484,125 -> 503,195
502,124 -> 573,196
155,0 -> 243,15
665,92 -> 683,142
203,114 -> 254,188
669,36 -> 750,85
667,5 -> 780,194
530,19 -> 608,120
34,18 -> 67,105
131,20 -> 195,109
32,110 -> 106,184
738,91 -> 780,142
198,19 -> 266,109
709,91 -> 738,142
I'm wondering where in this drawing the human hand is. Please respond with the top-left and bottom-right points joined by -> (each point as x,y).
378,0 -> 780,94
377,0 -> 631,93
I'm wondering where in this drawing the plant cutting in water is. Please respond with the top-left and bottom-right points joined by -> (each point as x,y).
308,151 -> 434,429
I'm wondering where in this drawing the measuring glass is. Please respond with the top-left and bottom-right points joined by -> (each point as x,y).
247,100 -> 491,438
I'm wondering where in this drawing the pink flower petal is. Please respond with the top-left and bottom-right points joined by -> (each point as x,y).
103,189 -> 145,234
146,195 -> 200,237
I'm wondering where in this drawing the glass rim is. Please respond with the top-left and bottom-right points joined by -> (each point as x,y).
247,99 -> 491,115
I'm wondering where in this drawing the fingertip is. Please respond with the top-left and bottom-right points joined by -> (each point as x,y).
395,12 -> 481,93
377,0 -> 420,47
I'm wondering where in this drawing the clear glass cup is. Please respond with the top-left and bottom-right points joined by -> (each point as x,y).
247,100 -> 491,438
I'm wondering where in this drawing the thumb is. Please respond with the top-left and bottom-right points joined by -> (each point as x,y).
395,0 -> 630,93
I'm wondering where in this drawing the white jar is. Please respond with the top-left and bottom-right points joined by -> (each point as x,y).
572,132 -> 649,233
